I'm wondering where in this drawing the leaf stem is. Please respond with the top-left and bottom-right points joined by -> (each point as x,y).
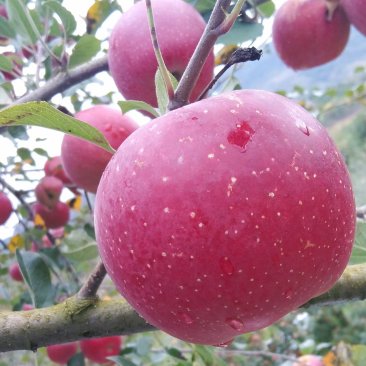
145,0 -> 174,102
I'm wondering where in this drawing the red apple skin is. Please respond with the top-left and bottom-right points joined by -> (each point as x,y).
272,0 -> 350,70
95,90 -> 356,345
0,6 -> 8,19
35,176 -> 64,209
342,0 -> 366,36
2,52 -> 22,81
22,304 -> 34,311
44,156 -> 73,186
294,355 -> 324,366
80,336 -> 122,365
108,0 -> 214,108
9,263 -> 23,282
0,191 -> 12,225
61,105 -> 139,193
33,201 -> 70,229
46,342 -> 78,365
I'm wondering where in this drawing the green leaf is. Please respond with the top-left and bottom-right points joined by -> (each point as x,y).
84,223 -> 96,240
216,21 -> 263,45
0,101 -> 115,153
293,85 -> 304,94
8,126 -> 29,140
118,100 -> 160,118
356,84 -> 365,94
86,0 -> 121,35
194,345 -> 215,366
0,81 -> 14,93
68,35 -> 101,69
15,249 -> 54,308
345,90 -> 354,98
67,353 -> 85,366
136,336 -> 152,356
350,222 -> 366,264
276,90 -> 287,97
0,54 -> 14,72
351,345 -> 366,366
0,15 -> 16,38
155,69 -> 178,115
355,66 -> 365,73
63,229 -> 94,249
194,0 -> 216,14
62,243 -> 99,262
257,1 -> 275,17
33,147 -> 49,157
17,147 -> 35,165
107,357 -> 137,366
6,0 -> 38,45
44,1 -> 76,36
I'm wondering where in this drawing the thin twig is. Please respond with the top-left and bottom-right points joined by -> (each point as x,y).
0,176 -> 34,220
197,47 -> 262,101
78,260 -> 107,299
84,190 -> 93,214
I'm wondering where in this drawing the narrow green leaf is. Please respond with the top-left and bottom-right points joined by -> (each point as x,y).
15,249 -> 54,308
44,1 -> 76,36
0,54 -> 14,72
68,35 -> 101,69
33,147 -> 49,157
0,102 -> 115,153
118,100 -> 160,118
62,244 -> 99,262
0,15 -> 16,38
350,222 -> 366,264
155,69 -> 178,115
107,356 -> 137,366
6,0 -> 38,45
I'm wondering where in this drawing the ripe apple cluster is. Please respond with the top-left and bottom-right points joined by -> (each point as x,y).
273,0 -> 366,70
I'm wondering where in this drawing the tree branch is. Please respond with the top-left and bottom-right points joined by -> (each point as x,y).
78,260 -> 106,299
167,0 -> 232,111
8,55 -> 109,107
1,264 -> 366,353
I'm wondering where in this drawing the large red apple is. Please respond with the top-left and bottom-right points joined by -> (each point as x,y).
272,0 -> 350,70
46,342 -> 78,365
95,90 -> 355,345
80,336 -> 122,365
44,156 -> 73,186
35,176 -> 63,209
0,191 -> 12,225
342,0 -> 366,36
33,201 -> 69,229
61,105 -> 138,193
9,263 -> 23,282
108,0 -> 214,108
294,355 -> 324,366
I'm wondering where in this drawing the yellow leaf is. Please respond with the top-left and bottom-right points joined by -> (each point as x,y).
67,196 -> 82,210
23,158 -> 33,165
34,214 -> 46,229
323,342 -> 354,366
0,36 -> 9,46
86,0 -> 120,35
8,234 -> 25,253
215,45 -> 239,66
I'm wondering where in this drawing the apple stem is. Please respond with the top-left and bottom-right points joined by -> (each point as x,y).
78,260 -> 107,299
325,0 -> 340,21
145,0 -> 175,103
84,190 -> 93,214
196,47 -> 262,101
167,0 -> 245,112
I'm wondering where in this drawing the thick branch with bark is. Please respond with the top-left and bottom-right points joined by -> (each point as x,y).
8,55 -> 109,107
1,264 -> 365,353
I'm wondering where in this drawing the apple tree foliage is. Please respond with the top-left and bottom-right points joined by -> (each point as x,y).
0,0 -> 365,365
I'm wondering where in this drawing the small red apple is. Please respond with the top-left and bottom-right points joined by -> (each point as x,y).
44,156 -> 73,186
342,0 -> 366,36
0,191 -> 12,225
46,342 -> 78,365
61,105 -> 138,193
108,0 -> 214,108
2,52 -> 23,81
0,5 -> 8,19
9,263 -> 23,282
272,0 -> 350,70
22,304 -> 34,311
294,355 -> 324,366
95,90 -> 355,345
35,176 -> 63,209
33,201 -> 69,229
80,336 -> 122,365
